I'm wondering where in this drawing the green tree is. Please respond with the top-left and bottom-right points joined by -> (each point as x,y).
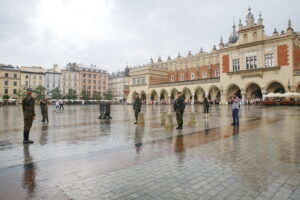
2,94 -> 10,99
103,91 -> 113,100
65,89 -> 77,100
34,85 -> 46,100
92,92 -> 102,100
50,87 -> 62,99
81,89 -> 90,100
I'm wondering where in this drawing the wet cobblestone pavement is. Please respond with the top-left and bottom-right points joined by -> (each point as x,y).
0,104 -> 300,200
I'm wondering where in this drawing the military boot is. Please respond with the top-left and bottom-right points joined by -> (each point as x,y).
23,132 -> 34,144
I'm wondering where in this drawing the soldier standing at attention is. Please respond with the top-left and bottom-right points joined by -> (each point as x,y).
133,93 -> 142,124
40,98 -> 49,122
174,92 -> 185,129
22,88 -> 36,144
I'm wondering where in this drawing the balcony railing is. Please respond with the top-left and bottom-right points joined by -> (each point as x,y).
149,78 -> 220,88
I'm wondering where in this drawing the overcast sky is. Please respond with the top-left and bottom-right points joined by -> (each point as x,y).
0,0 -> 299,73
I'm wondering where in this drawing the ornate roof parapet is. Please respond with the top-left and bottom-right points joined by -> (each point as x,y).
212,45 -> 217,51
150,57 -> 154,64
199,48 -> 204,54
187,50 -> 192,57
257,12 -> 263,25
280,30 -> 285,35
167,55 -> 171,61
177,52 -> 181,58
157,56 -> 162,62
246,6 -> 255,27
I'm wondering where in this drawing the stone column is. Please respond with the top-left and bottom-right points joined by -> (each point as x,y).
146,95 -> 151,105
262,90 -> 267,100
220,92 -> 227,104
168,96 -> 171,104
191,95 -> 195,105
241,92 -> 246,104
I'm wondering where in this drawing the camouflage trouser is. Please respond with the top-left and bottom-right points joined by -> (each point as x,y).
176,110 -> 184,127
24,117 -> 34,132
135,110 -> 140,121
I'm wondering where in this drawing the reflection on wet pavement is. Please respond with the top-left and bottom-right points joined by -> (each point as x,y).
0,104 -> 300,200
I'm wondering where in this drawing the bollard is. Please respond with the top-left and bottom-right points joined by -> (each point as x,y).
188,112 -> 196,126
137,113 -> 145,125
164,113 -> 174,129
160,111 -> 167,124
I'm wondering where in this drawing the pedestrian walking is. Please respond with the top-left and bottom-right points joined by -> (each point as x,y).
203,97 -> 210,118
231,94 -> 240,126
59,99 -> 64,110
22,88 -> 36,144
133,93 -> 142,124
55,100 -> 59,109
174,92 -> 185,129
40,98 -> 49,122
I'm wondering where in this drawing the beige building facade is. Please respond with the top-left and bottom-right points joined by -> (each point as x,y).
109,67 -> 130,101
0,65 -> 21,99
128,8 -> 300,104
20,66 -> 46,91
62,64 -> 80,96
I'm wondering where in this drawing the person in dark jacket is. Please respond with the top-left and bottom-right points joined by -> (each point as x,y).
22,88 -> 36,144
133,93 -> 142,124
203,97 -> 210,118
174,92 -> 185,129
40,98 -> 48,122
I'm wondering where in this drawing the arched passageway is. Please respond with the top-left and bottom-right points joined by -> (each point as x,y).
140,91 -> 147,103
150,90 -> 159,103
297,84 -> 300,93
227,84 -> 241,99
159,89 -> 169,104
208,86 -> 221,102
245,83 -> 262,99
182,88 -> 192,103
194,87 -> 205,103
170,89 -> 178,103
266,81 -> 285,94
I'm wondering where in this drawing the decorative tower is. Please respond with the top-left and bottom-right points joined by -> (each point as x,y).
219,37 -> 224,48
286,19 -> 294,34
258,12 -> 263,25
245,6 -> 255,27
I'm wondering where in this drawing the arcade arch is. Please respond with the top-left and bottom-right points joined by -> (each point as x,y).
226,84 -> 241,99
208,85 -> 221,102
266,81 -> 285,94
194,86 -> 205,103
150,90 -> 159,101
245,83 -> 262,99
182,87 -> 192,102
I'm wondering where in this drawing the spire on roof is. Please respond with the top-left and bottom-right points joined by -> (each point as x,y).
258,12 -> 263,25
287,19 -> 294,33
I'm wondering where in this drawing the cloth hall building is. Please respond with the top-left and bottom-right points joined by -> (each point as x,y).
128,8 -> 300,104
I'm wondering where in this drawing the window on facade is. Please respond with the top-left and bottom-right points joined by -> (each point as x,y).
5,73 -> 9,78
246,56 -> 257,70
265,53 -> 274,68
103,81 -> 106,85
33,75 -> 36,79
215,70 -> 220,77
25,75 -> 28,78
232,59 -> 240,71
93,74 -> 96,78
5,81 -> 8,85
53,83 -> 55,88
93,80 -> 96,84
88,86 -> 91,90
253,32 -> 257,41
93,86 -> 96,89
26,81 -> 28,86
171,75 -> 174,82
13,82 -> 17,86
14,74 -> 17,78
191,73 -> 195,80
83,79 -> 86,83
4,89 -> 8,94
98,86 -> 101,90
88,80 -> 91,84
83,74 -> 86,77
243,34 -> 248,43
88,74 -> 91,78
202,72 -> 207,78
180,74 -> 184,81
13,89 -> 17,94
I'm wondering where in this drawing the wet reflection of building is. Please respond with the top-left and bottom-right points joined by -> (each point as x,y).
134,125 -> 145,153
22,145 -> 37,198
39,124 -> 49,145
175,131 -> 185,164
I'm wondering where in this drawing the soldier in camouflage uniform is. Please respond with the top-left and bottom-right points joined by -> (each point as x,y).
174,92 -> 185,129
22,88 -> 36,144
133,93 -> 142,124
40,98 -> 48,122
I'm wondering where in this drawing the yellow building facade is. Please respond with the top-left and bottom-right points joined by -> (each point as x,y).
128,8 -> 300,104
0,65 -> 21,99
